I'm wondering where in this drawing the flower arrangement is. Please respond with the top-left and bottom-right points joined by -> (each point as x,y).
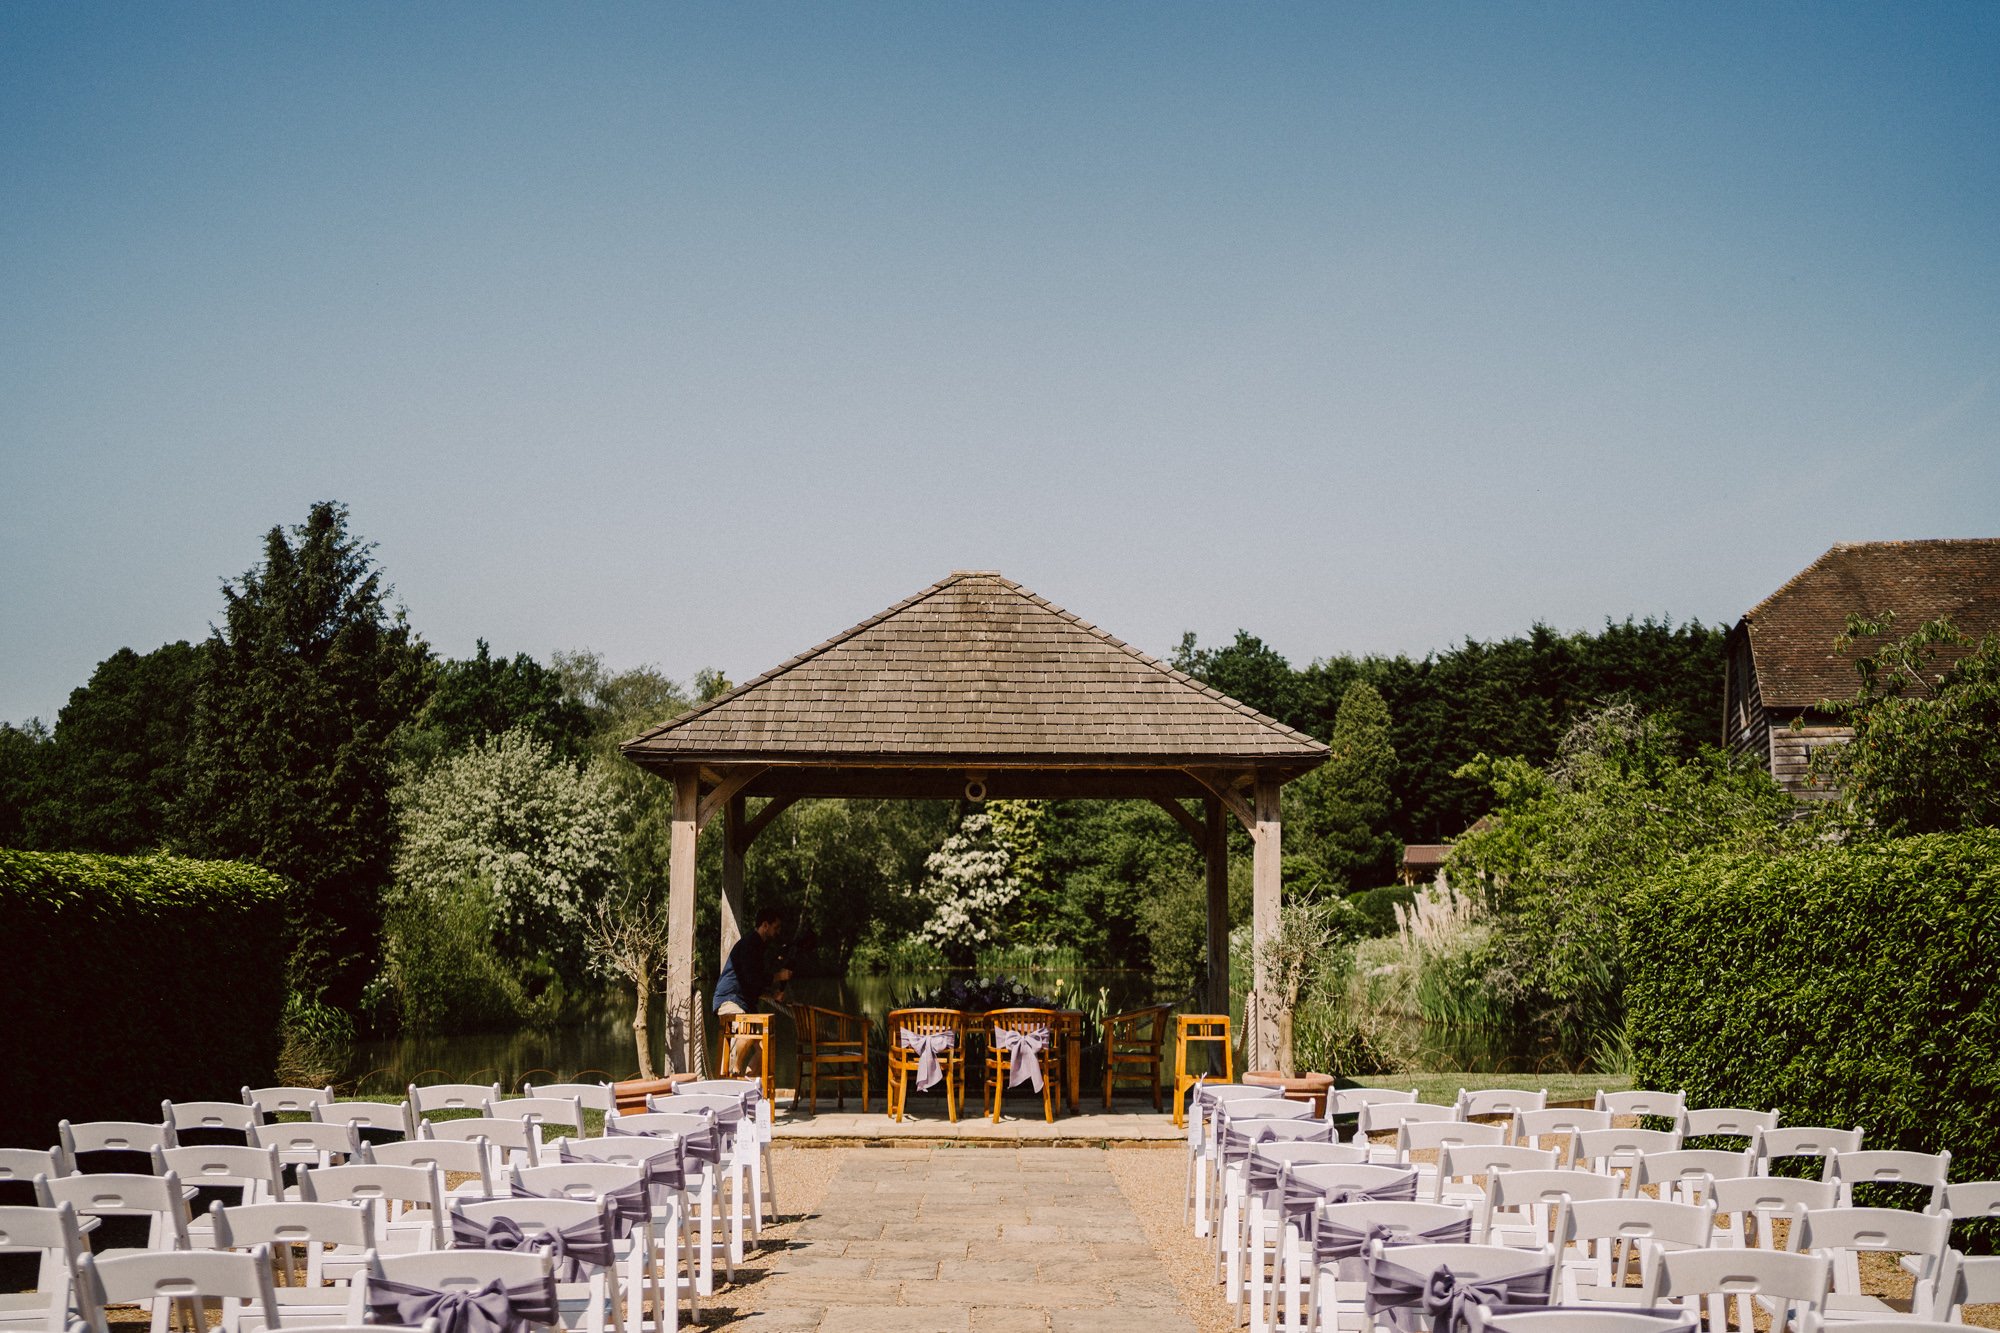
901,974 -> 1054,1013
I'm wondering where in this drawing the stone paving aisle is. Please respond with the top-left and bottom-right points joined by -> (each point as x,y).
720,1147 -> 1198,1333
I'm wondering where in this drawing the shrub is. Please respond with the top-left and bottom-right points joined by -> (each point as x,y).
0,850 -> 291,1146
1628,831 -> 2000,1182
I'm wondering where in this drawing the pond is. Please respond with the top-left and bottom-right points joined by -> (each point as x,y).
339,968 -> 1173,1096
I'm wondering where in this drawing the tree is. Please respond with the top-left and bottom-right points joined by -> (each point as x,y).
0,721 -> 50,849
1808,614 -> 2000,836
396,640 -> 591,774
174,502 -> 430,1005
911,811 -> 1020,965
1287,681 -> 1401,893
1173,630 -> 1311,733
25,642 -> 205,853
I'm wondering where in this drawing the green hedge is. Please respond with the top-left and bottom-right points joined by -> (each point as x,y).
0,850 -> 292,1149
1628,830 -> 2000,1182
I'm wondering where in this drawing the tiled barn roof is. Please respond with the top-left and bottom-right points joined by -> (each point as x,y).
1743,538 -> 2000,709
622,571 -> 1328,769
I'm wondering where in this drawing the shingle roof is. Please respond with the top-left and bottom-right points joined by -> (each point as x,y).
622,571 -> 1329,770
1742,539 -> 2000,709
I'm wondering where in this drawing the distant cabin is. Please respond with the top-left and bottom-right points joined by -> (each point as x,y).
1723,538 -> 2000,798
1399,844 -> 1449,885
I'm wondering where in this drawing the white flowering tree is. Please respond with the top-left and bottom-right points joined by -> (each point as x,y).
391,727 -> 627,971
912,811 -> 1021,964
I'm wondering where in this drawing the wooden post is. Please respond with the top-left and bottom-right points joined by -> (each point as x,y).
1250,775 -> 1282,1072
1204,796 -> 1229,1018
664,766 -> 700,1073
721,794 -> 748,963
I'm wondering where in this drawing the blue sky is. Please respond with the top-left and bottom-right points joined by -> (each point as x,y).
3,3 -> 1996,725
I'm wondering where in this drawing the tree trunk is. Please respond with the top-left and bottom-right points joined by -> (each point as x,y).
1277,1006 -> 1295,1077
631,950 -> 655,1079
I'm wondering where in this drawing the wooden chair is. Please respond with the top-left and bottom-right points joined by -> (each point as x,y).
1173,1012 -> 1234,1127
716,1010 -> 775,1102
1103,1004 -> 1170,1109
794,1004 -> 869,1113
885,1008 -> 965,1122
983,1008 -> 1060,1123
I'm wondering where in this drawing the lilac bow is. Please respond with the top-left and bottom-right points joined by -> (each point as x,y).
1311,1213 -> 1471,1266
1276,1164 -> 1418,1229
994,1027 -> 1050,1091
899,1029 -> 956,1091
1363,1250 -> 1553,1333
366,1273 -> 559,1333
451,1211 -> 614,1282
558,1138 -> 684,1206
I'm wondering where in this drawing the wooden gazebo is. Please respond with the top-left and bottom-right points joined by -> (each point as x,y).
620,571 -> 1328,1072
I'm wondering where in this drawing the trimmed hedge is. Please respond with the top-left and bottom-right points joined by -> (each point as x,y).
0,850 -> 292,1149
1628,830 -> 2000,1182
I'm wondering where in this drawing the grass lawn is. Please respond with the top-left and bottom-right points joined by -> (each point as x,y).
1349,1071 -> 1631,1105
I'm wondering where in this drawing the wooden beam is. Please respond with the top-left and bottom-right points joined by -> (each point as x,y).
733,794 -> 800,854
1204,797 -> 1229,1017
1250,774 -> 1283,1072
1147,795 -> 1205,844
697,766 -> 767,832
720,794 -> 748,964
1185,768 -> 1256,831
664,766 -> 701,1073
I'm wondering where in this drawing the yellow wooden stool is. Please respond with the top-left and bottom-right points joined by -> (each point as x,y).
718,1011 -> 775,1103
1172,1013 -> 1234,1127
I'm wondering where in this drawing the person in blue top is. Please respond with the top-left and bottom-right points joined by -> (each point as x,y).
715,906 -> 791,1077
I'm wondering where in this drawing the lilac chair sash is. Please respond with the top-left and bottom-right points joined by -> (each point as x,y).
898,1029 -> 956,1091
1278,1163 -> 1419,1229
557,1138 -> 685,1205
510,1177 -> 650,1240
1363,1249 -> 1554,1333
450,1211 -> 615,1282
608,1113 -> 723,1167
366,1272 -> 560,1333
1236,1124 -> 1338,1180
1311,1213 -> 1472,1266
994,1028 -> 1050,1091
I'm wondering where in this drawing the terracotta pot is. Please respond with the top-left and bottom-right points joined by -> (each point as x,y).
1243,1069 -> 1335,1117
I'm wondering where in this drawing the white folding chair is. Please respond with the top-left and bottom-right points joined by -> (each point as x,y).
1575,1129 -> 1682,1182
523,1084 -> 615,1116
512,1162 -> 672,1333
1642,1244 -> 1829,1332
162,1101 -> 259,1147
1752,1126 -> 1864,1180
209,1199 -> 377,1323
1828,1150 -> 1950,1212
58,1121 -> 173,1173
1431,1143 -> 1559,1209
1597,1091 -> 1686,1121
1625,1149 -> 1755,1205
553,1139 -> 700,1318
1364,1240 -> 1557,1333
364,1249 -> 558,1333
1267,1165 -> 1422,1328
1297,1198 -> 1472,1333
643,1094 -> 762,1245
406,1083 -> 504,1123
41,1172 -> 190,1255
152,1145 -> 284,1245
0,1151 -> 69,1202
1395,1121 -> 1505,1196
595,1119 -> 730,1294
76,1245 -> 279,1333
1459,1089 -> 1548,1121
1939,1179 -> 2000,1221
667,1081 -> 770,1227
1243,1140 -> 1373,1328
1188,1084 -> 1289,1234
252,1120 -> 361,1176
455,1197 -> 624,1333
1788,1205 -> 1952,1321
365,1138 -> 496,1201
1936,1250 -> 2000,1324
1353,1102 -> 1459,1159
420,1117 -> 542,1172
1674,1108 -> 1777,1144
242,1086 -> 336,1119
1708,1174 -> 1836,1250
299,1164 -> 446,1252
0,1202 -> 86,1333
314,1100 -> 414,1145
1556,1197 -> 1713,1305
1513,1109 -> 1612,1165
1481,1170 -> 1623,1249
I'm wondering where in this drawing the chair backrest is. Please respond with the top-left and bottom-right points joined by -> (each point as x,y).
162,1101 -> 259,1144
252,1119 -> 360,1164
242,1085 -> 335,1116
1356,1100 -> 1459,1137
1481,1169 -> 1623,1242
887,1008 -> 964,1039
1105,1005 -> 1170,1051
153,1145 -> 284,1204
455,1196 -> 606,1244
1470,1307 -> 1695,1333
1459,1088 -> 1548,1119
366,1249 -> 554,1326
365,1138 -> 495,1195
1596,1090 -> 1686,1119
1221,1099 -> 1317,1127
1513,1108 -> 1612,1160
1709,1175 -> 1838,1248
1328,1088 -> 1419,1119
1225,1120 -> 1337,1157
407,1083 -> 504,1117
0,1201 -> 85,1303
1789,1206 -> 1953,1287
1559,1196 -> 1715,1253
1752,1125 -> 1863,1175
643,1093 -> 744,1124
299,1164 -> 447,1246
1797,1317 -> 1958,1333
78,1246 -> 279,1333
482,1098 -> 584,1135
1627,1148 -> 1756,1200
1251,1142 -> 1370,1174
1288,1163 -> 1421,1196
610,1111 -> 709,1138
1642,1246 -> 1829,1314
557,1138 -> 682,1171
59,1120 -> 173,1166
1676,1107 -> 1778,1140
673,1080 -> 759,1102
1366,1240 -> 1556,1320
210,1199 -> 376,1251
512,1162 -> 647,1204
984,1008 -> 1058,1038
1939,1251 -> 2000,1320
1433,1143 -> 1559,1203
522,1083 -> 615,1115
1829,1149 -> 1951,1209
1400,1118 -> 1506,1157
314,1100 -> 414,1138
42,1171 -> 191,1251
0,1149 -> 68,1202
1320,1198 -> 1473,1247
1574,1127 -> 1682,1173
421,1116 -> 540,1155
1942,1179 -> 2000,1220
